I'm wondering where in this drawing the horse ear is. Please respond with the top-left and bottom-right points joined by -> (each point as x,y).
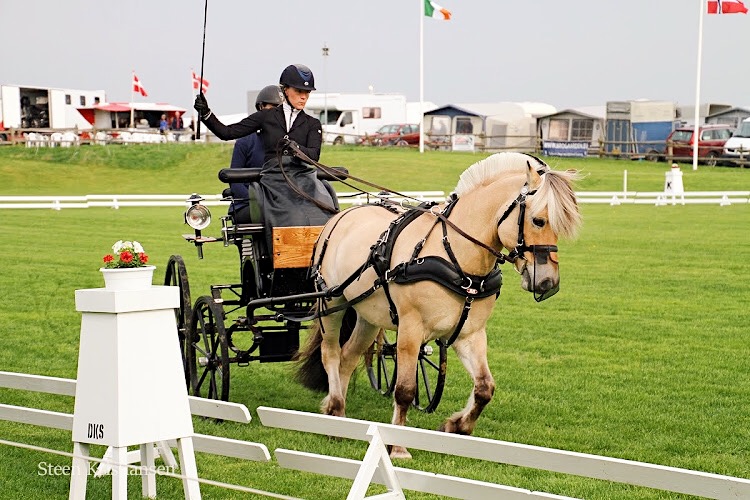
526,161 -> 543,190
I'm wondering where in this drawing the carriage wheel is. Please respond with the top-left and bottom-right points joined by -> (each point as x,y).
365,330 -> 397,396
413,342 -> 448,413
365,331 -> 448,413
164,255 -> 192,389
187,296 -> 230,401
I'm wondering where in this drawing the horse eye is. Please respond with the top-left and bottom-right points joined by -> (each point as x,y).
532,217 -> 546,228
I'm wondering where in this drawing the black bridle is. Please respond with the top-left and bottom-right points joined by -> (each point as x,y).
496,180 -> 560,302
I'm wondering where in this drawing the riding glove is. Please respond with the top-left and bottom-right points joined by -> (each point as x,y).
194,93 -> 211,120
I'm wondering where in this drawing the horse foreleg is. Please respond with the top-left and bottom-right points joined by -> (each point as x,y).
389,333 -> 421,460
439,331 -> 495,435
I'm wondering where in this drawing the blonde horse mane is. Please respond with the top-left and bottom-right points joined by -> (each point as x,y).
454,152 -> 583,239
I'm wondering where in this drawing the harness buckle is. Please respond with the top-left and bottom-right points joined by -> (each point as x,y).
461,276 -> 478,295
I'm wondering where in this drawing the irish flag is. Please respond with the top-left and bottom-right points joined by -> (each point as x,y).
707,0 -> 748,14
424,0 -> 451,20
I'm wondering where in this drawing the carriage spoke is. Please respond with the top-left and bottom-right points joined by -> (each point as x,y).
188,296 -> 231,404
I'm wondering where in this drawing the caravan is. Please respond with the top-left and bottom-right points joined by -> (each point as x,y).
0,84 -> 105,133
305,93 -> 408,144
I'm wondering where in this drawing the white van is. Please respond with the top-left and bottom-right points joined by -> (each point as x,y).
723,117 -> 750,165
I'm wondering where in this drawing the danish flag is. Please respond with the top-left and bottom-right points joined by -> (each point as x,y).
192,71 -> 210,93
707,0 -> 748,14
132,73 -> 148,97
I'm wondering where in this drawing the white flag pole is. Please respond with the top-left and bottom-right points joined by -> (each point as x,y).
692,0 -> 705,170
190,69 -> 197,135
419,0 -> 425,153
130,71 -> 135,128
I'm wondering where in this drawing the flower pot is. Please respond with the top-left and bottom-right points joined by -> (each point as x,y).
100,266 -> 156,291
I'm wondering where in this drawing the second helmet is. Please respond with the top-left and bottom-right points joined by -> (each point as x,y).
255,85 -> 283,111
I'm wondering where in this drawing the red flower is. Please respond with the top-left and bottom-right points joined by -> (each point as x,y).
139,253 -> 149,264
120,251 -> 134,264
103,254 -> 114,264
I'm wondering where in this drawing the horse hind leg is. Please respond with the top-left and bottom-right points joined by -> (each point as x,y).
439,331 -> 495,435
319,307 -> 364,418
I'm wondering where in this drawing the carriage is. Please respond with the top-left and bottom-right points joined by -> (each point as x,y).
164,165 -> 448,412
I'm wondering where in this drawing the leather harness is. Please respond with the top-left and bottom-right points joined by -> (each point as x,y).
313,195 -> 503,348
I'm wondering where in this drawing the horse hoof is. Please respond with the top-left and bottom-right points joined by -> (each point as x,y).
389,446 -> 412,460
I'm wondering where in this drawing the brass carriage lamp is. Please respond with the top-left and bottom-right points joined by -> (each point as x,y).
184,193 -> 212,259
185,194 -> 211,230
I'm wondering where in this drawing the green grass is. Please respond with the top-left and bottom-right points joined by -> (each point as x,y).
0,144 -> 749,499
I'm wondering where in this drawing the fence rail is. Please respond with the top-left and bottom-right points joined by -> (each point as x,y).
0,191 -> 448,210
0,190 -> 747,210
3,370 -> 750,499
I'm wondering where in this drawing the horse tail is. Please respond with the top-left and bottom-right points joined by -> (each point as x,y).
294,307 -> 358,392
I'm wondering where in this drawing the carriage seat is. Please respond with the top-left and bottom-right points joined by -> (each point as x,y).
218,166 -> 349,185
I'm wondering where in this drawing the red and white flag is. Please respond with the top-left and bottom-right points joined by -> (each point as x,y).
707,0 -> 748,14
132,73 -> 148,97
192,71 -> 210,93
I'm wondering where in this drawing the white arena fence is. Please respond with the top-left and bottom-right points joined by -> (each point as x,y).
0,192 -> 447,210
2,370 -> 750,499
0,191 -> 748,211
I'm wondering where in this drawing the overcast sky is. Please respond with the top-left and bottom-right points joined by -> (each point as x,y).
2,0 -> 748,115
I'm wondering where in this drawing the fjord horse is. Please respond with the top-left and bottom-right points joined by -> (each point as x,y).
296,152 -> 582,458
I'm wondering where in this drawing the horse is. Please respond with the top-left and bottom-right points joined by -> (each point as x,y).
295,152 -> 582,458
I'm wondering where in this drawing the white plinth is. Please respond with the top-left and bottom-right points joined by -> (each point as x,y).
72,286 -> 193,447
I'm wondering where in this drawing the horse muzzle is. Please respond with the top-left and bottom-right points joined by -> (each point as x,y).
518,245 -> 560,302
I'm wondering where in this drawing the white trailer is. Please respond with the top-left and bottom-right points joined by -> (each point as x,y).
305,93 -> 408,144
0,84 -> 105,132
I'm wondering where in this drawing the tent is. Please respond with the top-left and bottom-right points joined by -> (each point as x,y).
423,102 -> 555,152
537,106 -> 606,157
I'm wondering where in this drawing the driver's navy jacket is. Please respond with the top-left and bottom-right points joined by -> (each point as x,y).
228,133 -> 264,213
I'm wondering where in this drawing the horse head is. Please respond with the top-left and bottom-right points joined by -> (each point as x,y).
492,154 -> 582,301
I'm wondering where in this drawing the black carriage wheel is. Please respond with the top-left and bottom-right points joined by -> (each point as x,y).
187,296 -> 230,401
413,342 -> 448,413
365,330 -> 397,396
164,255 -> 192,389
365,331 -> 448,413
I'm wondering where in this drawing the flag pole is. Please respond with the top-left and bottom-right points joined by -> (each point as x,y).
419,0 -> 425,153
692,0 -> 705,171
130,70 -> 135,128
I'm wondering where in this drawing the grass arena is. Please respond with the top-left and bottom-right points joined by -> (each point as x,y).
1,145 -> 749,498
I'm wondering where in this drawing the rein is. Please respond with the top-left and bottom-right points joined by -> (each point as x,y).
275,138 -> 339,214
281,139 -> 428,205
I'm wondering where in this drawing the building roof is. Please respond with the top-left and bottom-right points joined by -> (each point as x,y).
426,102 -> 556,119
539,106 -> 606,120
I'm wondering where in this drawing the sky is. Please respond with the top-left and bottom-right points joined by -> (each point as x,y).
2,0 -> 749,116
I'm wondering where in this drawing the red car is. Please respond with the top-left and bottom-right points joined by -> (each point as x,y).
362,123 -> 420,147
666,124 -> 733,166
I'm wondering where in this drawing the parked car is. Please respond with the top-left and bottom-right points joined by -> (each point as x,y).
666,124 -> 733,166
723,117 -> 750,167
361,123 -> 420,147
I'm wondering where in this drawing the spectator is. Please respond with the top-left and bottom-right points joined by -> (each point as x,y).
170,112 -> 184,131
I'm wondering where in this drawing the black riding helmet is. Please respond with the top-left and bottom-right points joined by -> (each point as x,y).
279,64 -> 316,91
255,85 -> 283,111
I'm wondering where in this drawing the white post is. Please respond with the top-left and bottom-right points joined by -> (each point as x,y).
419,0 -> 425,153
692,0 -> 705,171
623,169 -> 628,194
69,284 -> 200,499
